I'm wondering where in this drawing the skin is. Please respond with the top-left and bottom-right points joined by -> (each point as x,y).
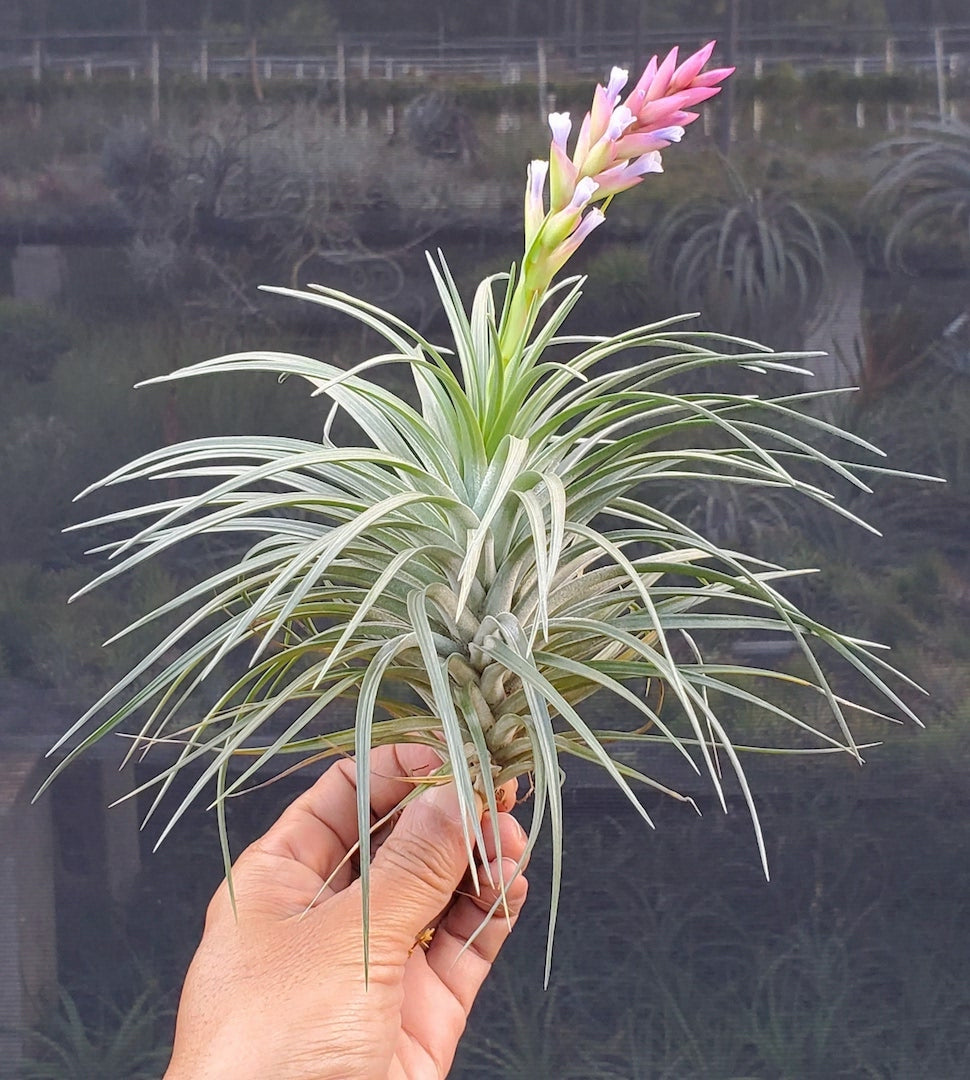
164,744 -> 530,1080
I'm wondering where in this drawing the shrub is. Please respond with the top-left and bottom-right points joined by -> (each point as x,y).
0,298 -> 73,382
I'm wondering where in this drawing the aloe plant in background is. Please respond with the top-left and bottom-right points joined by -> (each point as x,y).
48,41 -> 925,979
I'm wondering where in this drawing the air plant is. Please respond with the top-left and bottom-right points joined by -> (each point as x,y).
648,160 -> 850,350
864,120 -> 970,272
47,42 -> 924,981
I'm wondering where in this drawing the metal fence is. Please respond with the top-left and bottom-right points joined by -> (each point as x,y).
1,24 -> 969,85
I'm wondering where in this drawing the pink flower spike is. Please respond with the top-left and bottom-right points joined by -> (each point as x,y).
694,66 -> 736,88
572,111 -> 593,169
588,84 -> 614,145
635,85 -> 721,128
623,55 -> 658,119
645,46 -> 679,103
549,112 -> 572,152
670,41 -> 716,91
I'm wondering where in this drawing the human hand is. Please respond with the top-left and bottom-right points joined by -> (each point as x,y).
163,744 -> 529,1080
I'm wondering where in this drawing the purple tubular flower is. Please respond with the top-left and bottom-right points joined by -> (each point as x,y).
569,176 -> 600,210
592,152 -> 663,199
549,112 -> 572,151
613,126 -> 684,159
525,159 -> 549,248
546,207 -> 606,275
605,66 -> 629,105
543,177 -> 601,249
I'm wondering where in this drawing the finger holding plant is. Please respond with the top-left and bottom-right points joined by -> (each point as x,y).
47,40 -> 930,984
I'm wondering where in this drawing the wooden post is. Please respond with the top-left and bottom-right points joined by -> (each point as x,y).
31,39 -> 42,83
537,38 -> 548,123
752,56 -> 763,136
296,61 -> 304,80
854,57 -> 865,129
385,58 -> 393,79
150,38 -> 160,126
200,40 -> 209,83
337,37 -> 347,131
934,27 -> 947,122
718,0 -> 740,155
885,37 -> 895,131
0,760 -> 58,1077
361,43 -> 371,80
249,36 -> 264,101
84,58 -> 93,81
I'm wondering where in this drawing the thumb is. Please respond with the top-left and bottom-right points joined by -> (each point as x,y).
366,782 -> 476,950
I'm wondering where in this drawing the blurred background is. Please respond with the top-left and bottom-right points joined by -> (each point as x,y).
1,2 -> 969,1076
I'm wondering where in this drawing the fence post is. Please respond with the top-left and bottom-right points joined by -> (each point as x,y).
717,0 -> 740,155
884,37 -> 895,131
150,38 -> 160,125
361,43 -> 370,79
537,39 -> 548,123
854,57 -> 865,129
31,39 -> 42,83
752,56 -> 763,136
337,37 -> 347,131
200,40 -> 209,83
934,27 -> 948,121
249,36 -> 264,101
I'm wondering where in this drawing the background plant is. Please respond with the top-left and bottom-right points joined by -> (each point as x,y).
863,120 -> 970,273
18,986 -> 173,1080
648,161 -> 852,354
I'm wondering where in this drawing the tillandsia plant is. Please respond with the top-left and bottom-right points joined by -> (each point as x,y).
49,43 -> 924,979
